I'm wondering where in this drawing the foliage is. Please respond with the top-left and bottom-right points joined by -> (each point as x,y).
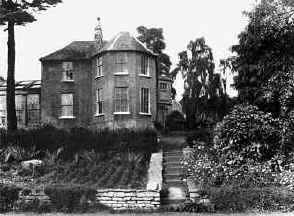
0,0 -> 62,131
0,184 -> 20,212
0,125 -> 158,159
228,0 -> 294,113
172,37 -> 228,129
205,186 -> 294,212
136,26 -> 171,75
186,128 -> 213,146
44,184 -> 97,213
214,104 -> 282,163
38,151 -> 150,189
165,111 -> 186,131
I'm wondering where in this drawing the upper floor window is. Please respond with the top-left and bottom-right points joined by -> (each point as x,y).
140,56 -> 149,76
96,57 -> 103,77
96,88 -> 104,115
60,93 -> 74,118
160,82 -> 168,90
140,88 -> 150,114
114,87 -> 129,113
62,62 -> 74,81
114,53 -> 128,74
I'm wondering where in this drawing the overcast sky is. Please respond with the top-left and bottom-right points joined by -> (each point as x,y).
0,0 -> 257,100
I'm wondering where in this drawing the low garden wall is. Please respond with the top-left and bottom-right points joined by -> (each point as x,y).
96,189 -> 160,210
17,188 -> 160,211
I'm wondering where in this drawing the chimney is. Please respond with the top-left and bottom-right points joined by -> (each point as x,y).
94,17 -> 103,48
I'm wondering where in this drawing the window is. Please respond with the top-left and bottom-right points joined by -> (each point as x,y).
96,57 -> 103,77
141,55 -> 149,75
140,88 -> 150,114
96,88 -> 103,115
62,62 -> 73,81
160,82 -> 168,90
15,95 -> 25,125
60,93 -> 74,118
27,94 -> 40,125
0,96 -> 6,127
115,53 -> 128,74
114,87 -> 129,113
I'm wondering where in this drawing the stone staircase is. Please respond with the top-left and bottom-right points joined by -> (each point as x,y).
161,135 -> 189,206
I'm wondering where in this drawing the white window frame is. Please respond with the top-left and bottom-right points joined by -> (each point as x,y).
96,57 -> 103,78
95,88 -> 104,116
114,53 -> 128,75
0,95 -> 6,127
113,87 -> 130,114
160,82 -> 168,90
59,93 -> 75,119
62,62 -> 74,82
27,94 -> 40,125
139,88 -> 151,115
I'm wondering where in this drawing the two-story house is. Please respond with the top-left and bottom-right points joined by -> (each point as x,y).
39,19 -> 173,129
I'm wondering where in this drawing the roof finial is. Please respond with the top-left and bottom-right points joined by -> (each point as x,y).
95,17 -> 103,48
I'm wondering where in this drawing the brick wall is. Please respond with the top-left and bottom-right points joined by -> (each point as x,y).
41,60 -> 92,128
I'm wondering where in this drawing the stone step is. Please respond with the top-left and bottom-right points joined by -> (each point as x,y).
163,151 -> 183,156
163,161 -> 182,166
163,169 -> 183,176
165,178 -> 184,184
164,173 -> 183,180
164,165 -> 182,172
163,155 -> 182,161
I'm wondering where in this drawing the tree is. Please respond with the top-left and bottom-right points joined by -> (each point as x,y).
230,0 -> 294,109
172,37 -> 225,128
0,0 -> 62,131
227,0 -> 294,149
136,26 -> 172,75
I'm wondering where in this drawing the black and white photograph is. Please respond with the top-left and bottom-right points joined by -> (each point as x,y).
1,0 -> 294,215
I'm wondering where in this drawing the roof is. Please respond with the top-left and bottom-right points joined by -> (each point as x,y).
0,80 -> 41,92
159,74 -> 173,82
40,41 -> 102,61
41,32 -> 156,61
98,32 -> 155,56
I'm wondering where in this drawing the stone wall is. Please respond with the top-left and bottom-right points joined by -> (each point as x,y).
96,189 -> 160,210
16,188 -> 160,211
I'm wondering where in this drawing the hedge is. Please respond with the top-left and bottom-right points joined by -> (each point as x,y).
0,184 -> 20,212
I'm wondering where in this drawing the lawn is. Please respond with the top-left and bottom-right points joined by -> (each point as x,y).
2,212 -> 294,216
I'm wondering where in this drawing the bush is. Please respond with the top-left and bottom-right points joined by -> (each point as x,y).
0,184 -> 20,212
186,128 -> 213,147
0,125 -> 158,160
165,111 -> 186,131
206,186 -> 294,212
214,104 -> 281,163
44,184 -> 97,212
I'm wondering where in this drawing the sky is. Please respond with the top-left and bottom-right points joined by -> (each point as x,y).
0,0 -> 257,101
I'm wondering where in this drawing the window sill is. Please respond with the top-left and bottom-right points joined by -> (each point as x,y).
114,72 -> 129,76
139,74 -> 151,78
113,112 -> 130,115
94,113 -> 104,117
59,116 -> 76,119
95,75 -> 104,79
139,112 -> 152,116
61,80 -> 74,83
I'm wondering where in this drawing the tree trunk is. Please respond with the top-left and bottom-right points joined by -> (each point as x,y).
6,20 -> 17,132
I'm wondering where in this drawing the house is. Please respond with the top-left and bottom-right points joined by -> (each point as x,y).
39,19 -> 173,129
0,80 -> 41,128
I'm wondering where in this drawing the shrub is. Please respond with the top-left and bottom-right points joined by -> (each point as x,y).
214,104 -> 281,164
44,184 -> 97,212
206,186 -> 294,212
165,111 -> 186,131
0,184 -> 20,212
0,125 -> 158,160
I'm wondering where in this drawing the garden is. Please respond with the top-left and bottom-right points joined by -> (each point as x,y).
0,126 -> 158,213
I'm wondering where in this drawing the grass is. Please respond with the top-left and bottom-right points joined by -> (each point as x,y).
3,212 -> 294,216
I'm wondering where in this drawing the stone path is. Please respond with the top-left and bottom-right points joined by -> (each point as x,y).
161,135 -> 188,205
